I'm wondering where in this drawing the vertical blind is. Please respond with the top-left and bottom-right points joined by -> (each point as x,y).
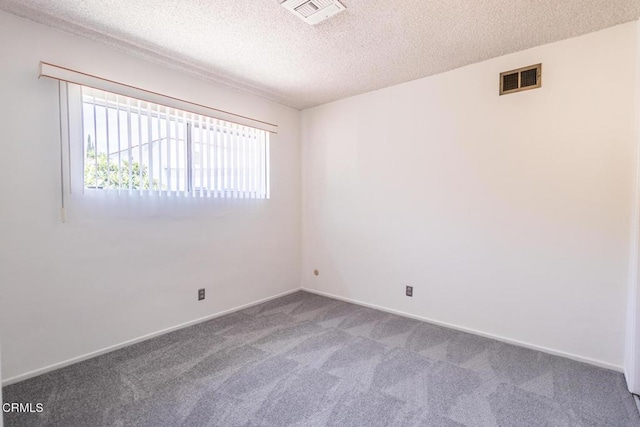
81,87 -> 270,199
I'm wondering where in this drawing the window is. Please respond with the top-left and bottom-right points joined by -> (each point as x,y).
73,86 -> 270,199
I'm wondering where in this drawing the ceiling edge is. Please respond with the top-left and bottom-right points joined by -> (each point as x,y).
0,2 -> 303,110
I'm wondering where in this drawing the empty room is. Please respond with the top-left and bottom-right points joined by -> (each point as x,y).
2,0 -> 640,426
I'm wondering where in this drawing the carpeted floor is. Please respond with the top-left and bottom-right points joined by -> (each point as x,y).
3,291 -> 639,426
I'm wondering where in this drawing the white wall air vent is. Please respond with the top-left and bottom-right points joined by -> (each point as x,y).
500,64 -> 542,96
281,0 -> 346,25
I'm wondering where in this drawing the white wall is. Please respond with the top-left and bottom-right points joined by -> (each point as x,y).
625,19 -> 640,394
0,340 -> 3,427
0,11 -> 301,382
302,22 -> 638,369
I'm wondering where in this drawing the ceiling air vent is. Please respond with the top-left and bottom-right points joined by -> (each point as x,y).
500,64 -> 542,95
281,0 -> 346,25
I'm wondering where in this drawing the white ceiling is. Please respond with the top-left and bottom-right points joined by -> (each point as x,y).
1,0 -> 639,109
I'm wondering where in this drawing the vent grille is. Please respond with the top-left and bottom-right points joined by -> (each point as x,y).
502,73 -> 519,92
520,68 -> 538,87
500,64 -> 542,95
282,0 -> 345,25
295,1 -> 320,18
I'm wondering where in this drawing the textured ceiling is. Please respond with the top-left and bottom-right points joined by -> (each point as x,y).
1,0 -> 639,109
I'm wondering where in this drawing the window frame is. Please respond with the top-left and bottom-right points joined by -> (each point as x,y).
61,83 -> 271,200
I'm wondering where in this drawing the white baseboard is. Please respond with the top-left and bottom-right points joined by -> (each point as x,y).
302,287 -> 623,373
3,285 -> 623,387
2,288 -> 302,387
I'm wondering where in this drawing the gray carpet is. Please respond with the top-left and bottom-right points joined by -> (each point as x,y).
2,291 -> 639,426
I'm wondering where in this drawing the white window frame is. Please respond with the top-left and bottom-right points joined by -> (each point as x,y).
60,83 -> 270,200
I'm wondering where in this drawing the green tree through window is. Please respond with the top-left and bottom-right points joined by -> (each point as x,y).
84,137 -> 159,190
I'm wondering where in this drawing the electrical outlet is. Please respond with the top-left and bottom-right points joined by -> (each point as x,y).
198,288 -> 205,301
406,285 -> 413,297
